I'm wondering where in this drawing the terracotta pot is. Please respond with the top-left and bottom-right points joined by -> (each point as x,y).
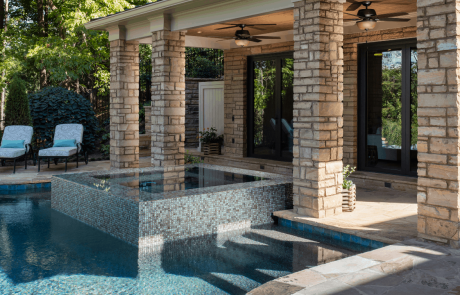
202,143 -> 221,155
341,184 -> 356,212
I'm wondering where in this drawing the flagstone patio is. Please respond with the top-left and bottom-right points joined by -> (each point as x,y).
249,238 -> 459,295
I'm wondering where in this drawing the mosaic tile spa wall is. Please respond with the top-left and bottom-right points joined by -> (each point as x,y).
51,164 -> 293,246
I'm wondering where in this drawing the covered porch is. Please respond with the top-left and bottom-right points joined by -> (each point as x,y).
84,0 -> 459,247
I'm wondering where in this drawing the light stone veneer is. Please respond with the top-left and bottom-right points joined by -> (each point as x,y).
109,39 -> 140,169
292,0 -> 344,218
416,0 -> 460,247
151,30 -> 186,167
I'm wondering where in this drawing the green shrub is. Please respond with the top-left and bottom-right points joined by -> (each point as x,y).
29,87 -> 99,151
4,76 -> 32,127
185,150 -> 202,164
342,165 -> 356,190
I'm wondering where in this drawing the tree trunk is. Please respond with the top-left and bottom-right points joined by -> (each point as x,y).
38,0 -> 47,89
0,0 -> 8,130
0,0 -> 4,31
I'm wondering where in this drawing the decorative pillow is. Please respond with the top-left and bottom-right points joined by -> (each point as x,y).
1,140 -> 25,149
53,139 -> 76,147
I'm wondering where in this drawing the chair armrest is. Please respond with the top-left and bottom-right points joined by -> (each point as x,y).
26,144 -> 34,155
77,142 -> 85,153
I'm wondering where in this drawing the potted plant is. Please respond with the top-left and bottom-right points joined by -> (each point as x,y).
342,165 -> 356,212
198,127 -> 223,155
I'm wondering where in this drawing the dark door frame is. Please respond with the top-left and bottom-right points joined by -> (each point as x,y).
358,38 -> 417,176
247,52 -> 294,162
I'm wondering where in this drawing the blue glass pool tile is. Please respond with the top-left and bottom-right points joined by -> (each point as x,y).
371,239 -> 385,249
0,182 -> 52,192
331,231 -> 341,241
284,219 -> 292,228
294,221 -> 303,231
277,218 -> 387,252
304,224 -> 313,234
342,233 -> 352,244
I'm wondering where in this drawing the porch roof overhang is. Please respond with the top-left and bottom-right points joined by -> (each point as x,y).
84,0 -> 417,49
84,0 -> 296,49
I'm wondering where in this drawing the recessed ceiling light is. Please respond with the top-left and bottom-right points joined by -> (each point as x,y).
197,31 -> 202,34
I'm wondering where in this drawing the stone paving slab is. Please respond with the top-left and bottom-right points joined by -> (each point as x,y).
249,239 -> 460,295
0,157 -> 151,185
275,187 -> 417,244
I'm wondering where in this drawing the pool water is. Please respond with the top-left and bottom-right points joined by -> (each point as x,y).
94,167 -> 266,194
1,189 -> 359,295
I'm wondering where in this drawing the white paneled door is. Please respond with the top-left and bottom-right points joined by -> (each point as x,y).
199,81 -> 225,150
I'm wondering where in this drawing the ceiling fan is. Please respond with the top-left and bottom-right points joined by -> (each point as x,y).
344,1 -> 410,31
212,24 -> 281,47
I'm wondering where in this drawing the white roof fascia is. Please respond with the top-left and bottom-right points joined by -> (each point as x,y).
84,0 -> 193,30
85,0 -> 295,42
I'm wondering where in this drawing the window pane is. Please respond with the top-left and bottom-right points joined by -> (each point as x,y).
253,59 -> 277,157
366,49 -> 403,172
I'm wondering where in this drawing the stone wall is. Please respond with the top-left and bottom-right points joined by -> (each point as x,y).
416,0 -> 460,247
151,30 -> 186,167
342,27 -> 417,166
185,78 -> 224,149
292,0 -> 344,219
223,41 -> 295,157
109,39 -> 140,169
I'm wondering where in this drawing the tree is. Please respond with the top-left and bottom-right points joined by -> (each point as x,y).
2,0 -> 156,95
4,75 -> 32,126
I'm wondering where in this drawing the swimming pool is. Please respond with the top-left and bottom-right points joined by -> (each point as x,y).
0,189 -> 363,294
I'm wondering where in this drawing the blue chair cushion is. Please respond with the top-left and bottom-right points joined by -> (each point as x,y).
1,140 -> 25,148
53,139 -> 76,147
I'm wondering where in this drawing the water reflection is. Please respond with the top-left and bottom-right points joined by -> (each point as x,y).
0,190 -> 360,294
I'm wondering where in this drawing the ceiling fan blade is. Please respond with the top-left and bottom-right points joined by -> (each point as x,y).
247,38 -> 262,43
377,18 -> 411,22
374,12 -> 409,19
208,36 -> 235,39
344,12 -> 363,18
251,36 -> 281,39
244,24 -> 276,26
250,26 -> 267,31
215,25 -> 239,30
346,2 -> 362,11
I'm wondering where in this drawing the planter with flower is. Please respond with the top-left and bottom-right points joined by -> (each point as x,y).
342,165 -> 356,212
198,127 -> 224,155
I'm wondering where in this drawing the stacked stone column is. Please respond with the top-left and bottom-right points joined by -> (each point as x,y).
151,30 -> 186,167
417,0 -> 460,247
109,39 -> 140,169
292,0 -> 344,218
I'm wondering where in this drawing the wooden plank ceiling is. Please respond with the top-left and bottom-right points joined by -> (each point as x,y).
186,0 -> 416,38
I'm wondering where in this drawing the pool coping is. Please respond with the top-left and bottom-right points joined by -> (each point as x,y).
52,163 -> 293,203
248,238 -> 452,295
274,210 -> 400,245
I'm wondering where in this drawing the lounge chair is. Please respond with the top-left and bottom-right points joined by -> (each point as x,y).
38,124 -> 88,172
0,125 -> 35,173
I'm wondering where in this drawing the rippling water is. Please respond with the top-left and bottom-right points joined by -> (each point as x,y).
0,189 -> 359,295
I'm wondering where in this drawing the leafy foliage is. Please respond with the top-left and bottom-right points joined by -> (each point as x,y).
184,150 -> 202,164
342,165 -> 356,190
198,127 -> 223,144
1,0 -> 156,94
4,75 -> 32,126
185,48 -> 223,78
28,87 -> 99,150
381,52 -> 418,147
253,58 -> 293,146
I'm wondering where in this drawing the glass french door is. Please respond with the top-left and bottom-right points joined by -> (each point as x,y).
248,53 -> 294,162
358,39 -> 417,176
